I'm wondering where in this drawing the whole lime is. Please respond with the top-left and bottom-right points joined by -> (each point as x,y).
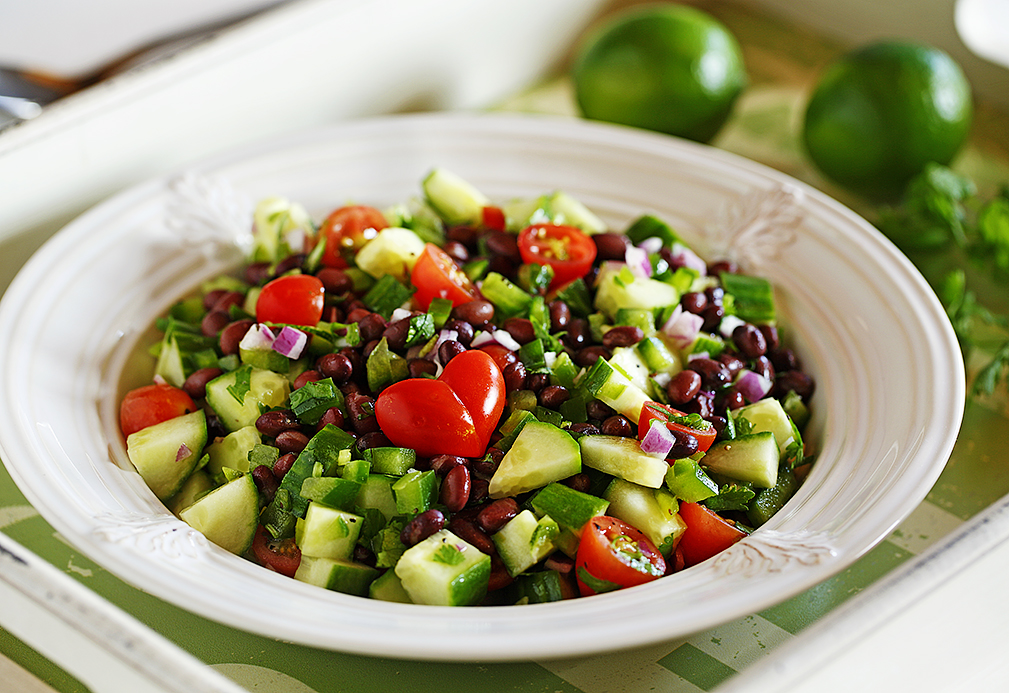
571,4 -> 747,143
802,41 -> 973,200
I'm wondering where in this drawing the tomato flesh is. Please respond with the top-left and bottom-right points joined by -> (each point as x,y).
638,401 -> 717,454
256,274 -> 325,326
481,205 -> 506,232
575,516 -> 665,596
410,243 -> 478,310
120,383 -> 197,437
251,526 -> 302,578
517,223 -> 597,290
319,205 -> 387,269
676,501 -> 747,567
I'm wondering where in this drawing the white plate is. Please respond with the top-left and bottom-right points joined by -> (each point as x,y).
0,112 -> 964,661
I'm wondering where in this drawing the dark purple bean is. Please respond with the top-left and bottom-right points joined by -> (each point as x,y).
667,429 -> 700,459
707,415 -> 729,440
219,319 -> 255,355
273,254 -> 306,276
567,422 -> 600,436
732,324 -> 767,359
447,517 -> 496,555
563,473 -> 592,493
592,232 -> 630,261
476,498 -> 520,534
202,288 -> 227,311
563,318 -> 590,349
600,415 -> 634,437
707,259 -> 738,276
443,319 -> 474,346
751,355 -> 776,382
539,385 -> 570,409
468,478 -> 489,507
401,509 -> 446,547
774,370 -> 816,401
438,339 -> 466,365
256,409 -> 301,437
602,325 -> 644,348
484,230 -> 521,263
471,452 -> 501,479
769,347 -> 800,372
272,453 -> 296,479
430,455 -> 468,476
687,357 -> 731,389
446,225 -> 480,248
574,345 -> 611,367
245,262 -> 272,286
382,318 -> 412,350
451,300 -> 495,327
361,339 -> 381,359
315,406 -> 345,431
252,464 -> 279,501
700,303 -> 725,332
721,387 -> 746,411
440,464 -> 472,512
345,307 -> 370,323
442,240 -> 470,263
356,431 -> 391,453
293,370 -> 321,390
407,358 -> 438,378
503,317 -> 536,345
586,400 -> 615,421
346,393 -> 380,435
316,266 -> 354,294
317,352 -> 354,383
201,310 -> 231,337
718,352 -> 747,378
182,367 -> 223,400
275,430 -> 310,455
356,313 -> 387,343
502,361 -> 528,392
683,390 -> 716,418
545,553 -> 575,574
680,292 -> 708,315
526,373 -> 549,393
666,370 -> 702,404
759,324 -> 780,352
549,300 -> 571,331
353,545 -> 377,568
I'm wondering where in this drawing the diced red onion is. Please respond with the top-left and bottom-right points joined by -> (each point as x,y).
284,227 -> 306,253
668,243 -> 707,275
176,443 -> 191,462
390,307 -> 413,323
471,329 -> 521,352
624,245 -> 652,278
719,314 -> 746,339
735,369 -> 772,402
428,329 -> 459,363
239,323 -> 276,351
661,307 -> 704,349
637,236 -> 664,255
640,420 -> 675,458
153,374 -> 168,386
687,351 -> 709,362
272,326 -> 307,359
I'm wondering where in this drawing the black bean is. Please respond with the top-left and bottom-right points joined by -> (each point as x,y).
442,240 -> 470,263
502,361 -> 528,392
356,431 -> 391,452
431,455 -> 468,476
549,301 -> 571,331
401,509 -> 446,547
563,473 -> 592,493
732,324 -> 767,359
592,232 -> 630,261
563,318 -> 590,349
382,318 -> 412,350
183,367 -> 223,400
774,370 -> 816,401
275,430 -> 310,455
316,266 -> 354,294
484,230 -> 521,263
318,352 -> 354,383
407,358 -> 438,378
256,410 -> 301,437
539,385 -> 570,409
451,300 -> 495,327
574,345 -> 611,367
201,310 -> 231,338
567,422 -> 600,436
759,324 -> 780,352
600,415 -> 634,437
356,312 -> 387,343
440,464 -> 471,512
438,339 -> 466,365
443,319 -> 474,346
667,429 -> 700,459
477,498 -> 519,534
602,325 -> 644,348
666,370 -> 702,404
680,292 -> 708,315
503,317 -> 536,345
687,358 -> 731,389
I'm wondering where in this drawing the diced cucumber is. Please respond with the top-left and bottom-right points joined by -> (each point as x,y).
368,568 -> 413,603
579,434 -> 668,489
480,272 -> 533,319
502,194 -> 552,231
702,431 -> 779,489
295,503 -> 363,560
250,196 -> 314,264
392,470 -> 438,515
422,168 -> 490,226
665,457 -> 719,502
492,510 -> 559,577
510,570 -> 570,604
178,473 -> 259,554
614,308 -> 656,336
354,227 -> 426,282
204,366 -> 290,432
294,556 -> 378,596
167,468 -> 215,516
205,425 -> 261,481
300,476 -> 361,511
594,265 -> 680,320
604,479 -> 686,555
488,421 -> 581,499
734,398 -> 797,459
126,410 -> 208,501
394,529 -> 491,606
625,214 -> 682,248
355,474 -> 399,521
720,272 -> 776,325
636,336 -> 682,375
580,358 -> 651,423
747,465 -> 798,527
496,409 -> 537,452
154,335 -> 187,387
529,482 -> 609,535
239,343 -> 290,374
548,191 -> 607,234
608,346 -> 651,392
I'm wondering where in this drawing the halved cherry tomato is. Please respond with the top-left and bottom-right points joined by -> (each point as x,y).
638,401 -> 717,454
517,223 -> 597,290
481,205 -> 506,232
410,243 -> 478,310
256,274 -> 324,326
575,516 -> 665,596
319,205 -> 387,269
676,502 -> 748,568
251,526 -> 302,578
119,383 -> 197,438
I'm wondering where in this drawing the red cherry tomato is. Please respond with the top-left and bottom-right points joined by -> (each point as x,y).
481,205 -> 506,232
410,243 -> 478,310
676,502 -> 748,568
638,401 -> 717,454
517,223 -> 597,290
251,526 -> 302,578
120,383 -> 198,438
319,205 -> 387,269
575,516 -> 666,596
256,274 -> 325,326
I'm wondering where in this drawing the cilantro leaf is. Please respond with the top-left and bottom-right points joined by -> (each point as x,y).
702,484 -> 756,512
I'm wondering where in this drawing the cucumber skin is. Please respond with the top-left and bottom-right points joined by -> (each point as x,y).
488,422 -> 581,499
126,409 -> 208,501
178,473 -> 259,555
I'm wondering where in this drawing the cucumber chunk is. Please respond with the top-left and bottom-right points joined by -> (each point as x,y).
295,503 -> 364,560
702,431 -> 779,489
488,421 -> 581,499
178,473 -> 259,554
354,227 -> 426,282
294,556 -> 379,596
580,358 -> 652,423
492,509 -> 559,577
734,398 -> 797,460
368,568 -> 413,603
579,434 -> 668,489
422,168 -> 490,226
529,482 -> 609,535
167,468 -> 215,516
394,529 -> 491,606
126,409 -> 208,501
604,478 -> 686,555
594,265 -> 680,320
204,366 -> 290,432
205,425 -> 261,482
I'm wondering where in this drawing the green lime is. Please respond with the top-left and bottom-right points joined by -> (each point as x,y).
802,41 -> 973,200
571,4 -> 747,143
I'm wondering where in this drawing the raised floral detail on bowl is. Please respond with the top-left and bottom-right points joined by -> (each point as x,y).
705,182 -> 806,271
166,173 -> 254,255
711,530 -> 837,578
93,511 -> 209,560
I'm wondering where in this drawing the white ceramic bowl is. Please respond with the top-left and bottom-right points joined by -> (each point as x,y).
0,112 -> 964,661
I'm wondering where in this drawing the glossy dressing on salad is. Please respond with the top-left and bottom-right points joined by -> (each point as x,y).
120,168 -> 815,606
